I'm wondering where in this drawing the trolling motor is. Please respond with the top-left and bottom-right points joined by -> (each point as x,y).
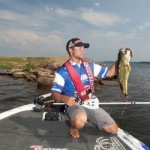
34,93 -> 54,106
33,93 -> 65,121
33,93 -> 54,111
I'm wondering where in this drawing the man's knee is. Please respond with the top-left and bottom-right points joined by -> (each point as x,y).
103,122 -> 118,135
72,112 -> 87,129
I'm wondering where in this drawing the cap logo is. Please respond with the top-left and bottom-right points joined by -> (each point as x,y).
68,39 -> 82,48
68,41 -> 75,48
74,40 -> 81,44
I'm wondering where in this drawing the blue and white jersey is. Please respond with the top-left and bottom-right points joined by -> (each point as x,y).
51,61 -> 109,97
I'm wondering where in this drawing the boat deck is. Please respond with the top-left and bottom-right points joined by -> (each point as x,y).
0,110 -> 130,150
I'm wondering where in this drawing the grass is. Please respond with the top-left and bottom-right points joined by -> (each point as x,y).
0,57 -> 27,69
0,56 -> 97,71
0,56 -> 68,70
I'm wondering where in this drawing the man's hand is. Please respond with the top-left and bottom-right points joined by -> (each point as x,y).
64,97 -> 77,106
51,93 -> 77,106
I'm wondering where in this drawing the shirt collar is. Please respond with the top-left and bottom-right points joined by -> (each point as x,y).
69,60 -> 82,67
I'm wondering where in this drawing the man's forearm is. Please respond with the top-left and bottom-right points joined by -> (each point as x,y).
51,92 -> 77,107
51,92 -> 68,103
106,61 -> 118,78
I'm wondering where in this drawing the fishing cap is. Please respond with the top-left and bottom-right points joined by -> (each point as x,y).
66,38 -> 90,51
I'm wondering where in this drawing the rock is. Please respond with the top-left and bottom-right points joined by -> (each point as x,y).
49,62 -> 63,71
37,75 -> 54,87
0,72 -> 5,75
32,68 -> 54,76
13,72 -> 26,78
37,71 -> 51,77
26,74 -> 37,82
5,69 -> 24,76
8,68 -> 23,73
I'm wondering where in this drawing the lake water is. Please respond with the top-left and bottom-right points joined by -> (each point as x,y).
0,62 -> 150,146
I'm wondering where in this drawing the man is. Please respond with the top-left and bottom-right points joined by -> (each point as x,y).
51,38 -> 118,138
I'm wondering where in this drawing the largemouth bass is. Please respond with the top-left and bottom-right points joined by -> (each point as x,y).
117,48 -> 133,99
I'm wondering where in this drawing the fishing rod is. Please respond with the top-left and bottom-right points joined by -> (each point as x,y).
98,101 -> 150,105
52,101 -> 150,105
36,94 -> 150,105
36,93 -> 150,106
0,101 -> 149,120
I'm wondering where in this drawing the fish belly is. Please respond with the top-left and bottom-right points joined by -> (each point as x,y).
118,63 -> 131,97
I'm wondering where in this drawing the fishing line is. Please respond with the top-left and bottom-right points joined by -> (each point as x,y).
121,104 -> 127,115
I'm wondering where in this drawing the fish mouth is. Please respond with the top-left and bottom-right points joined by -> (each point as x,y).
125,48 -> 133,57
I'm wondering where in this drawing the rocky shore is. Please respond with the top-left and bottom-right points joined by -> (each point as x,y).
0,61 -> 62,88
0,57 -> 118,88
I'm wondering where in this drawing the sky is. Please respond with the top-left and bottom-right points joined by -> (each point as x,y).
0,0 -> 150,62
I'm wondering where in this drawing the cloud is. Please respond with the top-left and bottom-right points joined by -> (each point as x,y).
80,9 -> 128,26
86,29 -> 121,40
0,10 -> 22,21
0,29 -> 43,46
85,28 -> 140,52
0,3 -> 138,58
0,29 -> 63,51
0,10 -> 45,28
45,5 -> 50,12
138,22 -> 150,31
52,7 -> 74,18
94,2 -> 100,7
49,7 -> 129,27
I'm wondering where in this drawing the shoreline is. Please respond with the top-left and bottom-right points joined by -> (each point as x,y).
0,56 -> 117,88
